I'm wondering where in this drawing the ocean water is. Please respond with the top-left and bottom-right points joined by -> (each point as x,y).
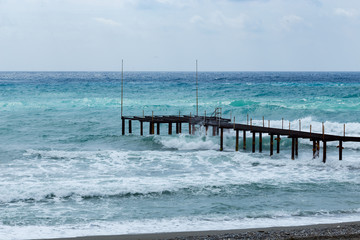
0,71 -> 360,239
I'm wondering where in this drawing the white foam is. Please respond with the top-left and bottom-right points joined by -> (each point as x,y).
1,213 -> 360,240
155,134 -> 219,150
249,117 -> 360,150
1,147 -> 360,204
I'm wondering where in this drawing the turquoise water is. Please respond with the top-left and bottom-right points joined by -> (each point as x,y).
0,72 -> 360,239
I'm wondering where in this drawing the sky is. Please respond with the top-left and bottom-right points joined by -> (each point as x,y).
0,0 -> 359,71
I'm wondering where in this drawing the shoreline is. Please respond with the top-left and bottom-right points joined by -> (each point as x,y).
37,221 -> 360,240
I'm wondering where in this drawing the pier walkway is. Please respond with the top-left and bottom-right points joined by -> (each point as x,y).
121,114 -> 360,163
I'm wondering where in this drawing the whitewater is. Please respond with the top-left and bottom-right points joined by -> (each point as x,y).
0,72 -> 360,240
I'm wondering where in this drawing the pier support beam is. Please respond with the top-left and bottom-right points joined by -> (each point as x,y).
176,123 -> 179,134
140,121 -> 143,136
128,120 -> 132,134
323,141 -> 327,163
235,130 -> 239,151
276,135 -> 280,154
295,138 -> 298,157
122,117 -> 125,135
192,124 -> 196,135
168,122 -> 172,135
179,122 -> 182,133
338,141 -> 343,160
270,134 -> 274,156
291,138 -> 295,160
189,123 -> 192,135
205,125 -> 208,135
213,126 -> 217,136
312,140 -> 316,158
157,123 -> 160,135
259,132 -> 262,153
220,128 -> 224,151
243,131 -> 246,150
149,122 -> 154,135
317,140 -> 320,152
252,132 -> 256,153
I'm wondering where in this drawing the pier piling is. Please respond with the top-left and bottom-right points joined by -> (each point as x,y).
259,132 -> 262,153
149,122 -> 154,135
338,141 -> 343,160
276,135 -> 280,154
252,132 -> 256,153
122,117 -> 125,135
189,113 -> 192,135
323,141 -> 327,163
140,121 -> 143,136
168,122 -> 172,135
220,128 -> 224,151
317,140 -> 320,153
235,130 -> 239,151
243,131 -> 246,150
312,140 -> 316,158
291,138 -> 295,160
129,120 -> 132,134
270,134 -> 274,156
157,123 -> 160,135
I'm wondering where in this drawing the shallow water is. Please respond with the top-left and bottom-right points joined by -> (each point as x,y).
0,72 -> 360,239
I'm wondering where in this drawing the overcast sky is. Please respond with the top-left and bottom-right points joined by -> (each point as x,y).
0,0 -> 359,71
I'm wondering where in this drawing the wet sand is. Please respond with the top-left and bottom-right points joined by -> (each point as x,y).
37,221 -> 360,240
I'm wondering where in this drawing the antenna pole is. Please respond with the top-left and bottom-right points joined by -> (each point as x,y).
196,60 -> 198,116
121,59 -> 124,117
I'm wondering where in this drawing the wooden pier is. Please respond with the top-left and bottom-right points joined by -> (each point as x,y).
121,114 -> 360,163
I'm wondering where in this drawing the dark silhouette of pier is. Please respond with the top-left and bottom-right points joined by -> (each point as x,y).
121,113 -> 360,163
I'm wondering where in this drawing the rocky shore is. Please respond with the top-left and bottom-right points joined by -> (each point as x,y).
39,221 -> 360,240
168,222 -> 360,240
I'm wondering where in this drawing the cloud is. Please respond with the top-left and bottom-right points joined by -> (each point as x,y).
280,15 -> 304,31
94,17 -> 121,27
212,11 -> 246,29
190,15 -> 204,24
334,8 -> 358,18
190,11 -> 246,30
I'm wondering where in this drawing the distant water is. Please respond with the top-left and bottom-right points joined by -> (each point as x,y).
1,72 -> 360,240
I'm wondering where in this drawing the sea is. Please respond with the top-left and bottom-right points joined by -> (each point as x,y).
0,71 -> 360,240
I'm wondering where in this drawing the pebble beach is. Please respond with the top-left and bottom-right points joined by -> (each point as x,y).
39,221 -> 360,240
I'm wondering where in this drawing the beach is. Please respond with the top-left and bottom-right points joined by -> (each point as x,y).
39,221 -> 360,240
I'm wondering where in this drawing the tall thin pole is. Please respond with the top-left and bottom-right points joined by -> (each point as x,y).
196,60 -> 198,116
121,59 -> 124,117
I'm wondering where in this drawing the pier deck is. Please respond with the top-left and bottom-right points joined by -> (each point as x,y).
121,114 -> 360,163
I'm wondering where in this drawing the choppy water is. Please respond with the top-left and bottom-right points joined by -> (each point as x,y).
0,72 -> 360,240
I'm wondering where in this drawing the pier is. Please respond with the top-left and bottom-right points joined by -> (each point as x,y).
121,113 -> 360,163
119,61 -> 360,163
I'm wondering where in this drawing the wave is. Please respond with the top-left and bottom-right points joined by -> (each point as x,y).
1,180 -> 359,205
154,134 -> 219,150
2,209 -> 360,240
